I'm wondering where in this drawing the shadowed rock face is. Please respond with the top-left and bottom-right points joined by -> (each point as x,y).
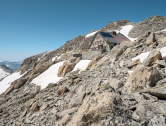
0,16 -> 166,126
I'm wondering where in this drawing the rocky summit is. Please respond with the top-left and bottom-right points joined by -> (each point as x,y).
0,16 -> 166,126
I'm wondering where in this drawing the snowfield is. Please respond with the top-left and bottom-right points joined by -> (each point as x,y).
0,68 -> 10,80
85,31 -> 97,38
0,72 -> 24,94
132,46 -> 166,63
31,61 -> 64,89
120,25 -> 137,41
72,60 -> 91,72
31,60 -> 91,89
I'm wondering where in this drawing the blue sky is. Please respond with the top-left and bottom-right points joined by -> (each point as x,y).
0,0 -> 166,61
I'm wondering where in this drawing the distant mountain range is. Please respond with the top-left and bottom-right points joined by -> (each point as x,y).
0,61 -> 22,71
0,65 -> 13,80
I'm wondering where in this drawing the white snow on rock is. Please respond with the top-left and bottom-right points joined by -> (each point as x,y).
120,25 -> 137,41
128,70 -> 133,75
52,56 -> 58,62
0,72 -> 24,94
132,46 -> 166,63
162,29 -> 166,32
160,46 -> 166,58
0,68 -> 10,80
31,61 -> 64,89
132,51 -> 151,63
72,60 -> 91,72
85,31 -> 97,38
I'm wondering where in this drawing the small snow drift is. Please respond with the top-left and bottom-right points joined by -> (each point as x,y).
132,51 -> 151,63
85,31 -> 97,38
52,56 -> 58,62
0,72 -> 24,94
31,61 -> 64,89
120,25 -> 137,41
132,46 -> 166,63
72,60 -> 91,72
162,29 -> 166,32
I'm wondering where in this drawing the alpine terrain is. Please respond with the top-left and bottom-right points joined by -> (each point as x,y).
0,15 -> 166,126
0,65 -> 13,80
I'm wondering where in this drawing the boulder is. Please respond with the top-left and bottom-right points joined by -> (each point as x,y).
14,78 -> 27,89
57,87 -> 69,96
58,62 -> 75,77
86,55 -> 102,69
144,50 -> 162,66
71,92 -> 121,126
132,100 -> 166,123
33,63 -> 50,75
123,67 -> 163,94
30,102 -> 39,114
147,82 -> 166,99
145,32 -> 155,45
154,59 -> 166,67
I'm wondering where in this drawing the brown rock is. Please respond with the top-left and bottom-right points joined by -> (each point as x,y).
62,63 -> 74,76
145,32 -> 155,46
14,78 -> 27,89
58,61 -> 75,77
33,64 -> 50,75
123,67 -> 163,94
144,50 -> 162,66
87,55 -> 102,69
30,102 -> 39,114
57,87 -> 69,96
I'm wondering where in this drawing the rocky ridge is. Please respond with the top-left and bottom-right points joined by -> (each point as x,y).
0,16 -> 166,126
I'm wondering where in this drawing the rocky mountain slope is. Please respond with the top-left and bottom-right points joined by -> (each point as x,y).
0,65 -> 13,80
0,15 -> 166,126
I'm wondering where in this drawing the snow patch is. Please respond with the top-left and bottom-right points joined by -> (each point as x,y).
132,46 -> 166,63
72,60 -> 91,73
159,47 -> 166,58
120,25 -> 137,41
128,71 -> 133,75
85,31 -> 97,38
0,68 -> 10,80
132,51 -> 151,63
52,56 -> 58,62
162,29 -> 166,32
31,61 -> 64,89
0,72 -> 25,94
